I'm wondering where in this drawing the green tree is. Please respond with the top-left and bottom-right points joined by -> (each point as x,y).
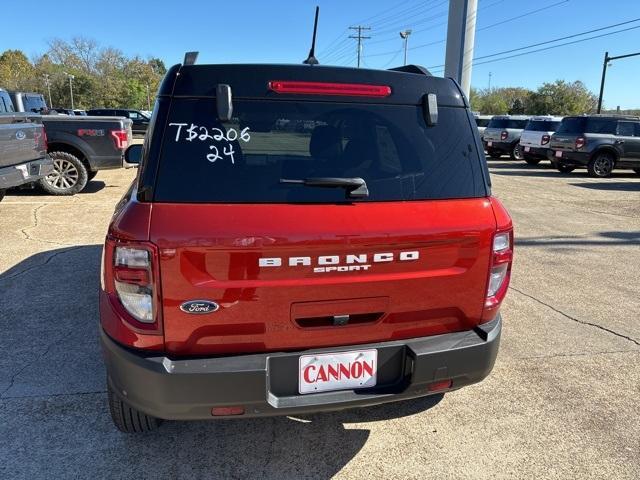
528,80 -> 597,115
0,50 -> 36,91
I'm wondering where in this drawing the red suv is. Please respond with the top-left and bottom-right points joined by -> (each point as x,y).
100,60 -> 513,432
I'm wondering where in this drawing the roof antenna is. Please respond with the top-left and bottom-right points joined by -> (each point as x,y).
303,6 -> 320,65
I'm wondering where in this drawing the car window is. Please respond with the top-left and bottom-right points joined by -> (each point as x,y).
154,99 -> 485,203
128,111 -> 141,119
557,118 -> 617,135
525,121 -> 561,132
616,121 -> 636,137
487,119 -> 527,129
475,118 -> 490,127
635,123 -> 640,137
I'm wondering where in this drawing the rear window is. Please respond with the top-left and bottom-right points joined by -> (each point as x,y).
475,118 -> 490,127
23,95 -> 46,113
525,120 -> 561,132
153,99 -> 485,203
557,117 -> 617,135
487,118 -> 528,129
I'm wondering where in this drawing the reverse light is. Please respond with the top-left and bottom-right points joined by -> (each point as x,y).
500,130 -> 508,141
111,129 -> 129,150
575,136 -> 586,149
114,246 -> 153,323
482,230 -> 513,323
541,134 -> 550,145
268,81 -> 392,97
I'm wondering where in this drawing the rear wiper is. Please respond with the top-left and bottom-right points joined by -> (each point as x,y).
280,177 -> 369,199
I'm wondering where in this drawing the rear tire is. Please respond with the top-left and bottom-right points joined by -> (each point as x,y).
107,382 -> 163,433
588,152 -> 615,178
0,189 -> 5,202
38,151 -> 88,195
510,143 -> 524,160
524,157 -> 541,165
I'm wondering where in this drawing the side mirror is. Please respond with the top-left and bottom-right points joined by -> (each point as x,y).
124,144 -> 142,168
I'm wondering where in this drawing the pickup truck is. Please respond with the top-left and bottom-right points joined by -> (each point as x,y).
0,89 -> 53,201
8,91 -> 133,195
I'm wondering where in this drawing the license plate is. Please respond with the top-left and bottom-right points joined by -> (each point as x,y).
299,349 -> 377,394
555,150 -> 563,158
524,146 -> 530,152
487,141 -> 493,147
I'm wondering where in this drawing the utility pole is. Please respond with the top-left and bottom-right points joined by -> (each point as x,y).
444,0 -> 478,98
63,72 -> 75,110
597,50 -> 640,113
349,25 -> 371,68
43,74 -> 52,107
400,30 -> 412,65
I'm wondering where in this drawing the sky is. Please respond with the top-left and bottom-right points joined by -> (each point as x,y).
2,0 -> 640,108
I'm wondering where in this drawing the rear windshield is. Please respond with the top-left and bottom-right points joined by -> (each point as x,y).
23,95 -> 47,113
525,120 -> 561,132
475,118 -> 490,127
153,99 -> 485,203
487,118 -> 528,129
557,117 -> 617,135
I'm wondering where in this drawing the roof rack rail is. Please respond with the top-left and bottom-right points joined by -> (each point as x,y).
388,64 -> 431,76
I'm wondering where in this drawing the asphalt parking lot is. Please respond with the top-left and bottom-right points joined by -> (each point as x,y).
1,159 -> 639,479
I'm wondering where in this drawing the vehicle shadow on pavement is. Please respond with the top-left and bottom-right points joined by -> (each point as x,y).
0,245 -> 443,480
515,231 -> 640,248
6,180 -> 106,198
569,181 -> 640,191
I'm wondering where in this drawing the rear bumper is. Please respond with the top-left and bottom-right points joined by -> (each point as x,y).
483,140 -> 513,153
86,154 -> 124,171
522,146 -> 550,160
550,150 -> 590,166
0,157 -> 53,189
102,315 -> 502,420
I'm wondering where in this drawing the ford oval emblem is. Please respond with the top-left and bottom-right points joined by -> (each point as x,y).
15,130 -> 26,140
180,300 -> 219,314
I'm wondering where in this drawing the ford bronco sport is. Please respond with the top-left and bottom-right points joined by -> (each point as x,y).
100,60 -> 513,432
520,116 -> 563,165
483,115 -> 530,160
550,115 -> 640,177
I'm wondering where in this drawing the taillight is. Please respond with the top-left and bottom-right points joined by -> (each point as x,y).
482,229 -> 513,323
103,238 -> 162,333
541,134 -> 550,145
500,131 -> 508,141
268,81 -> 392,97
575,137 -> 586,149
34,129 -> 47,151
110,129 -> 129,150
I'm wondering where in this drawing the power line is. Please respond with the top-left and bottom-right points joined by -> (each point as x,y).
428,16 -> 640,69
429,22 -> 640,73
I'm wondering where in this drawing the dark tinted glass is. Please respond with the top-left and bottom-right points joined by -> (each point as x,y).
475,118 -> 490,127
154,99 -> 484,203
616,121 -> 637,137
23,95 -> 46,113
487,118 -> 527,129
557,117 -> 617,135
525,120 -> 561,132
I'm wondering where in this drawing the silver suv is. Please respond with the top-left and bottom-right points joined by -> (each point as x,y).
483,115 -> 530,160
519,116 -> 563,165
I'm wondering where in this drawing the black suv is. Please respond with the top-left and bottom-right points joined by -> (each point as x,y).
550,115 -> 640,177
87,108 -> 150,136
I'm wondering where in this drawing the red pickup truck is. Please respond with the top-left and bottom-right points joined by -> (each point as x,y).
100,61 -> 513,432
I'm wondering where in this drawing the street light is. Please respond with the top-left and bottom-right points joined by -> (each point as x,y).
42,74 -> 52,107
399,29 -> 412,66
63,71 -> 75,110
597,50 -> 640,113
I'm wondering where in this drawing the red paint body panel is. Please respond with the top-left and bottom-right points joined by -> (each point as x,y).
143,198 -> 498,355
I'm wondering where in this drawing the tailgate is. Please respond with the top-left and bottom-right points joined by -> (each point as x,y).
151,200 -> 496,355
519,131 -> 541,147
551,134 -> 578,151
0,120 -> 43,168
483,128 -> 502,142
